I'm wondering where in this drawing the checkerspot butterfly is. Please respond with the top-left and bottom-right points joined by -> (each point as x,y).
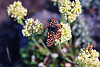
46,18 -> 62,47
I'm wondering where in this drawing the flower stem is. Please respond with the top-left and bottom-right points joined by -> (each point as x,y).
17,19 -> 24,26
58,43 -> 74,64
32,36 -> 42,48
39,39 -> 52,54
6,46 -> 12,63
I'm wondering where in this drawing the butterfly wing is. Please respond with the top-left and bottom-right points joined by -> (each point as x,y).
46,18 -> 62,47
51,18 -> 58,24
49,18 -> 58,27
46,29 -> 55,46
54,31 -> 61,39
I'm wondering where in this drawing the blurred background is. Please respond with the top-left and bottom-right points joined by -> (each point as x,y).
0,0 -> 100,67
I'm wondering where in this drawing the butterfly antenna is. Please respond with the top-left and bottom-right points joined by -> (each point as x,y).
46,20 -> 47,28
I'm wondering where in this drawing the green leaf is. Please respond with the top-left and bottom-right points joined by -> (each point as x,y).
53,2 -> 57,6
17,19 -> 24,26
50,64 -> 54,67
60,63 -> 64,67
22,53 -> 29,58
69,47 -> 73,54
28,36 -> 32,40
50,63 -> 58,67
17,65 -> 22,67
39,48 -> 48,55
61,16 -> 66,23
23,60 -> 29,64
28,41 -> 34,46
14,19 -> 17,21
20,48 -> 25,54
65,53 -> 74,59
21,18 -> 25,20
44,29 -> 47,36
54,42 -> 57,46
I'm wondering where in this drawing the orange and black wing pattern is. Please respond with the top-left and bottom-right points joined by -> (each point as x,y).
46,18 -> 62,47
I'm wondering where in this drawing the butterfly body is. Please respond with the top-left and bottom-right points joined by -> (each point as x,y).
46,18 -> 62,47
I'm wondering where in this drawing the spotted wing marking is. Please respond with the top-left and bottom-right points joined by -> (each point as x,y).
46,18 -> 62,47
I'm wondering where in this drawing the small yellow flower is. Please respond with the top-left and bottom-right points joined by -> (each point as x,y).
75,44 -> 100,67
22,18 -> 43,37
55,22 -> 72,43
52,0 -> 62,3
59,0 -> 82,22
52,0 -> 57,2
7,1 -> 27,20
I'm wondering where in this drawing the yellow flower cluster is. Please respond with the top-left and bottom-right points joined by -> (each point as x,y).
75,46 -> 100,67
7,1 -> 27,20
52,0 -> 57,2
22,18 -> 43,37
59,0 -> 82,22
55,22 -> 72,43
52,0 -> 61,3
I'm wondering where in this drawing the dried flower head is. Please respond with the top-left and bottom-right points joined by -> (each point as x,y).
75,44 -> 100,67
38,62 -> 46,67
7,1 -> 27,20
59,0 -> 82,22
51,53 -> 59,58
31,55 -> 35,62
86,43 -> 93,53
22,18 -> 43,37
55,22 -> 72,43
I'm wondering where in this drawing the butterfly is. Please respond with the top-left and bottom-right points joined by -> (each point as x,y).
46,18 -> 62,47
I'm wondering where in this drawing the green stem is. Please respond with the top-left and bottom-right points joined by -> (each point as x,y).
6,47 -> 12,63
21,22 -> 24,26
20,20 -> 24,26
17,19 -> 24,26
70,37 -> 72,46
32,36 -> 42,48
58,43 -> 74,64
39,39 -> 52,54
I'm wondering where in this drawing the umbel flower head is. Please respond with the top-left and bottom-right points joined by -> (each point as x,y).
52,0 -> 57,2
59,0 -> 82,22
55,22 -> 72,43
22,18 -> 43,37
52,0 -> 62,3
7,1 -> 27,20
75,43 -> 100,67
